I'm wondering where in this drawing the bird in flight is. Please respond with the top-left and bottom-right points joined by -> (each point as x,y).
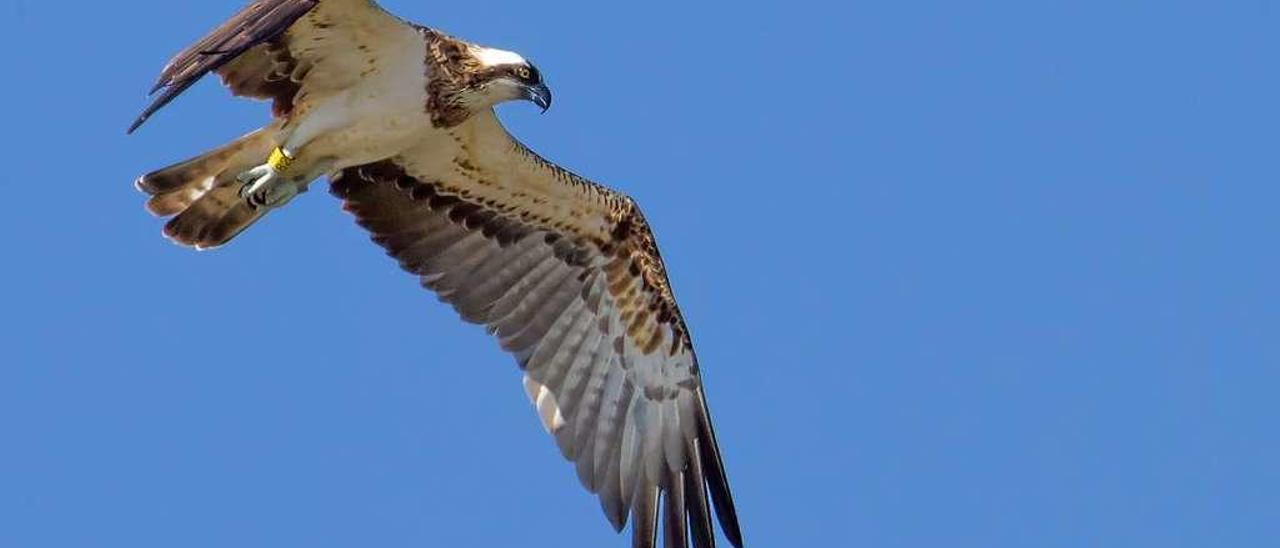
129,1 -> 744,547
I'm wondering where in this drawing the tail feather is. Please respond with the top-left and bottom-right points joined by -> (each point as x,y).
163,186 -> 264,249
136,127 -> 276,249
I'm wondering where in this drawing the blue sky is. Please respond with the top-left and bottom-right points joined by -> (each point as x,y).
1,1 -> 1276,546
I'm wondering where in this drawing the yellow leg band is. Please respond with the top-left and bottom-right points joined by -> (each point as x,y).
267,147 -> 294,173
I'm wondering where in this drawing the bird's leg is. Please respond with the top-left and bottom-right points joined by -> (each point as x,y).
237,146 -> 305,209
238,97 -> 348,209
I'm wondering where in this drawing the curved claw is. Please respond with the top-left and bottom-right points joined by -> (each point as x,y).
236,165 -> 274,188
237,164 -> 281,209
258,181 -> 300,209
236,148 -> 307,210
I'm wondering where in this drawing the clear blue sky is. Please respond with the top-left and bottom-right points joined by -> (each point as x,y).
1,1 -> 1276,546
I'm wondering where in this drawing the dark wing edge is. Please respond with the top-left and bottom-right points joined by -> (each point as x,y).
128,0 -> 319,133
330,160 -> 743,548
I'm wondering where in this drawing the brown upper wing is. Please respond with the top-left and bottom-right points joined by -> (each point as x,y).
129,0 -> 405,133
129,0 -> 319,133
329,112 -> 744,548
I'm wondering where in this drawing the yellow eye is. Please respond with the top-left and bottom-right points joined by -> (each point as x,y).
516,67 -> 531,80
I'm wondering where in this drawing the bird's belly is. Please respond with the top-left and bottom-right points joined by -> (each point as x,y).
306,111 -> 427,169
290,70 -> 433,172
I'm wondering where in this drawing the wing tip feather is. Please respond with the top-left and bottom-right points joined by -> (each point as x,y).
697,390 -> 744,548
631,482 -> 659,548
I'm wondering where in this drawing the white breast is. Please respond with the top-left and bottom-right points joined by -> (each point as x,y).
285,22 -> 439,171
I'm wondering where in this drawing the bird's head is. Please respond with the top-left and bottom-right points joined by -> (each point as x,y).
460,46 -> 553,113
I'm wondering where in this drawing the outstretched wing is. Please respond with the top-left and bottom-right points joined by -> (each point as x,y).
129,0 -> 402,133
330,112 -> 744,548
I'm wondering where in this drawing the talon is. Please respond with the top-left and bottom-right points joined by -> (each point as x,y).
236,148 -> 302,210
236,165 -> 269,187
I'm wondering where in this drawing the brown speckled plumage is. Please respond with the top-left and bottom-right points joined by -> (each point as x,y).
420,28 -> 483,127
324,108 -> 743,543
333,157 -> 691,356
129,2 -> 743,547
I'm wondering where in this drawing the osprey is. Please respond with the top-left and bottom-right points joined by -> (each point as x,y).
129,1 -> 744,548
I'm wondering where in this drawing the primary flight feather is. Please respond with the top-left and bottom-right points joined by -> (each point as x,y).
130,2 -> 743,547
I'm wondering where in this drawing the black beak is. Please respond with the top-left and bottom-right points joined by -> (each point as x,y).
524,82 -> 552,113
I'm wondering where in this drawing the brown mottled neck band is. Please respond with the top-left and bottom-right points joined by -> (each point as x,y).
419,27 -> 482,128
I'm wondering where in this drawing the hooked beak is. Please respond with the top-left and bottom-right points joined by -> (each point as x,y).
523,82 -> 553,113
